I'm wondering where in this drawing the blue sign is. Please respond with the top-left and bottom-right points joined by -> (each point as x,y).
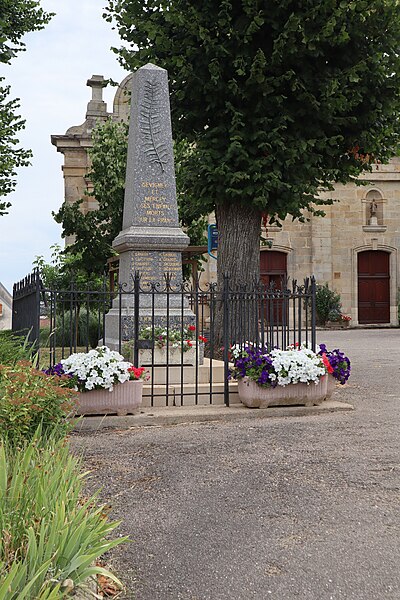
207,224 -> 218,259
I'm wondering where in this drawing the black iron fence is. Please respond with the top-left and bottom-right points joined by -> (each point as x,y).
12,272 -> 316,408
12,268 -> 42,348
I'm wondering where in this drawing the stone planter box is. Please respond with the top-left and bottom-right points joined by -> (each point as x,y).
324,320 -> 350,329
74,380 -> 143,416
238,375 -> 329,408
326,373 -> 337,398
139,342 -> 204,366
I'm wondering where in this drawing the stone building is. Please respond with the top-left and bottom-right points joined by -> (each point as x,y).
262,163 -> 400,326
0,281 -> 12,330
51,73 -> 132,245
52,75 -> 399,327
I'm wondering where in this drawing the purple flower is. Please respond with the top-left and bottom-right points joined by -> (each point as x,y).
230,345 -> 277,388
318,345 -> 351,384
43,363 -> 65,376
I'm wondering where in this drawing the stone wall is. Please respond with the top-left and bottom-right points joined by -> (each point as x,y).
0,282 -> 12,330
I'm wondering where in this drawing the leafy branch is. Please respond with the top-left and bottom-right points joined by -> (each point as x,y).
140,79 -> 169,172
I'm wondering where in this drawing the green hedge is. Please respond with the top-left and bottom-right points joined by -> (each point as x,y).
315,283 -> 342,325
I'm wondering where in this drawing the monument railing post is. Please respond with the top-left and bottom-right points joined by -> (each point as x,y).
223,273 -> 230,407
311,275 -> 316,352
133,271 -> 140,367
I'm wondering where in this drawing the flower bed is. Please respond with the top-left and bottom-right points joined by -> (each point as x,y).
0,431 -> 125,597
140,324 -> 206,351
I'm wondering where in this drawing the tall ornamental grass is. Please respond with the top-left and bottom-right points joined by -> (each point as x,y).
0,331 -> 35,366
0,430 -> 126,598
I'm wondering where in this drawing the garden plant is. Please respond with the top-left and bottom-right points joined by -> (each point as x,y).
0,336 -> 127,596
0,429 -> 126,598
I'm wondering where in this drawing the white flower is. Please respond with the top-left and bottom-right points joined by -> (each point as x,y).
61,346 -> 132,392
270,346 -> 325,387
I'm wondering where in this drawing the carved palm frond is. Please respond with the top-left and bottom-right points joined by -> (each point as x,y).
139,80 -> 169,173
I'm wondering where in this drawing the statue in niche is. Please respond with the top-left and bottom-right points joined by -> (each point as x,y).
369,199 -> 378,225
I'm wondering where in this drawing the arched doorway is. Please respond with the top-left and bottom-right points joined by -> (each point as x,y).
358,251 -> 390,323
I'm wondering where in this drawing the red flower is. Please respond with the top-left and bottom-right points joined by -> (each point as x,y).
128,366 -> 146,380
186,340 -> 193,347
198,335 -> 208,343
188,325 -> 196,331
321,353 -> 334,374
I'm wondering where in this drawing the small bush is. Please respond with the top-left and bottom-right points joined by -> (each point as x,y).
40,309 -> 103,349
0,362 -> 76,445
0,430 -> 126,598
0,331 -> 35,366
315,283 -> 342,325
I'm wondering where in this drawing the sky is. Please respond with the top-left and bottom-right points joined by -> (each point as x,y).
0,0 -> 128,293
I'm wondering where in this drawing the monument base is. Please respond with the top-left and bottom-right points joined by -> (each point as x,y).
141,359 -> 240,407
103,306 -> 195,352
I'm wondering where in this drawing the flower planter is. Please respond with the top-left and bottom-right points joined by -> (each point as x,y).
75,380 -> 143,416
139,342 -> 204,366
325,320 -> 350,329
238,375 -> 329,408
326,373 -> 337,398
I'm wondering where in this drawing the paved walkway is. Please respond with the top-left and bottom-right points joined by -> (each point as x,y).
71,329 -> 400,599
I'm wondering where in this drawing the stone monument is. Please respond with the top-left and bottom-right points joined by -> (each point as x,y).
104,63 -> 193,346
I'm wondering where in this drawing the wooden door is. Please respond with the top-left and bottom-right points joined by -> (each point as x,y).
260,251 -> 287,324
260,251 -> 287,288
358,251 -> 390,324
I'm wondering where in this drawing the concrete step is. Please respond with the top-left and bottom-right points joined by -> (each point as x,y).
142,381 -> 239,407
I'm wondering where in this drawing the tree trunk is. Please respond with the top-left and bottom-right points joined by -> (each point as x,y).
214,201 -> 262,347
216,201 -> 262,285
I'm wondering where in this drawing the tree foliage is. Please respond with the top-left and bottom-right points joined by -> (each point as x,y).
54,119 -> 207,277
105,0 -> 400,284
33,244 -> 104,290
0,83 -> 31,215
54,120 -> 128,275
0,0 -> 53,215
0,0 -> 52,63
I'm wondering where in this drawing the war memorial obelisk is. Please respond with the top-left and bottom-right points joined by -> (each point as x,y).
104,63 -> 192,346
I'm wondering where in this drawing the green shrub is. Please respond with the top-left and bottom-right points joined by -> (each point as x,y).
0,331 -> 35,366
0,430 -> 126,598
315,283 -> 342,325
40,309 -> 103,350
0,362 -> 76,445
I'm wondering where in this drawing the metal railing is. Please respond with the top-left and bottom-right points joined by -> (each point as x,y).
12,272 -> 316,407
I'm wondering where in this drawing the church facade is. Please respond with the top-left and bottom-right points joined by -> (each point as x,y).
261,167 -> 399,326
52,75 -> 400,327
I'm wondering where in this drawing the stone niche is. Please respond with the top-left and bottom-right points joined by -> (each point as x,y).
362,189 -> 386,232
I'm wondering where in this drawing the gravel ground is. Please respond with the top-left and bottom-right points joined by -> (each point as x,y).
71,329 -> 400,600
